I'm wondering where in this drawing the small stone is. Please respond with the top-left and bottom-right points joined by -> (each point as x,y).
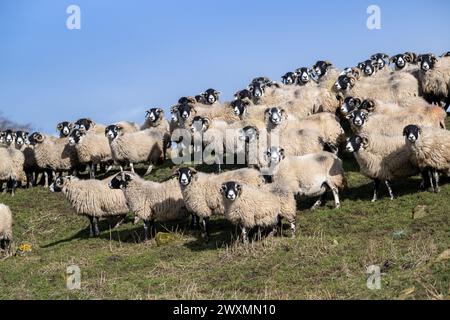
155,232 -> 175,246
412,205 -> 429,219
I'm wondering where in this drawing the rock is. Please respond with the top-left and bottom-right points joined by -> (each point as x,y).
412,205 -> 429,219
398,286 -> 415,300
435,249 -> 450,263
155,232 -> 175,246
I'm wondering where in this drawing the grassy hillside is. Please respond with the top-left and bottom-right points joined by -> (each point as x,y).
0,140 -> 449,300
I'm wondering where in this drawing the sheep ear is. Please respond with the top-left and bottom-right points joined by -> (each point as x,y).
361,137 -> 369,147
417,55 -> 423,62
354,98 -> 362,106
348,77 -> 356,86
124,173 -> 132,181
56,123 -> 63,131
188,167 -> 197,175
236,184 -> 242,195
336,93 -> 344,102
279,148 -> 285,159
202,117 -> 211,129
215,91 -> 221,96
431,55 -> 438,63
220,185 -> 227,194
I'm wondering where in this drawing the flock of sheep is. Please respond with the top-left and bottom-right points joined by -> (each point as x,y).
1,50 -> 450,253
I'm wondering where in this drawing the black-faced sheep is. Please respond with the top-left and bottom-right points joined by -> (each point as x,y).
50,176 -> 130,237
417,53 -> 450,107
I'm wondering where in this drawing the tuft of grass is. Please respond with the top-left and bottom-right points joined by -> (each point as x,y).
1,120 -> 450,299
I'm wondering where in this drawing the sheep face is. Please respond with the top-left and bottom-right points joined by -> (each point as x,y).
390,54 -> 407,70
418,54 -> 438,71
334,75 -> 354,91
172,167 -> 197,187
231,99 -> 250,116
15,131 -> 29,147
347,109 -> 368,127
74,118 -> 94,131
265,107 -> 285,126
109,172 -> 133,190
403,125 -> 420,143
178,96 -> 196,105
281,72 -> 297,85
248,82 -> 265,99
340,97 -> 361,115
200,88 -> 221,105
220,181 -> 242,201
265,147 -> 285,166
295,68 -> 312,85
190,116 -> 209,133
234,89 -> 253,101
345,136 -> 364,153
49,176 -> 74,192
57,121 -> 73,137
69,129 -> 85,146
370,53 -> 389,70
3,130 -> 15,146
177,104 -> 194,120
105,125 -> 120,140
146,108 -> 163,123
239,126 -> 259,143
312,61 -> 332,78
362,60 -> 377,76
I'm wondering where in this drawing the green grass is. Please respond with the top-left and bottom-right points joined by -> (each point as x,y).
1,136 -> 449,300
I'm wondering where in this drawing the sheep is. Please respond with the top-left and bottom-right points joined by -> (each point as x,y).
403,124 -> 450,193
220,181 -> 296,242
265,148 -> 347,210
346,133 -> 420,201
0,132 -> 27,194
50,176 -> 130,237
74,118 -> 106,135
141,108 -> 170,133
268,108 -> 344,146
281,71 -> 298,85
56,121 -> 73,138
334,70 -> 420,105
172,167 -> 264,241
370,53 -> 390,71
195,88 -> 221,105
106,125 -> 164,175
0,204 -> 13,253
109,172 -> 188,241
417,54 -> 450,106
32,132 -> 79,187
359,97 -> 446,128
69,128 -> 112,179
346,108 -> 442,136
312,60 -> 341,88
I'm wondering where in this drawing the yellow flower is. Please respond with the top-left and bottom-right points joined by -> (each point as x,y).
18,243 -> 32,252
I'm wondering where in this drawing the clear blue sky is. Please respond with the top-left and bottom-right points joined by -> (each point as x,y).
1,0 -> 449,133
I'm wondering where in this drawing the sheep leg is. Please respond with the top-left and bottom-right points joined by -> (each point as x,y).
276,215 -> 283,237
88,216 -> 95,237
133,216 -> 141,225
143,220 -> 149,241
44,171 -> 49,188
257,227 -> 262,241
89,164 -> 96,179
202,217 -> 210,242
385,180 -> 394,200
290,221 -> 296,238
150,219 -> 156,239
105,165 -> 113,173
190,214 -> 199,230
144,164 -> 153,176
428,170 -> 436,193
433,170 -> 440,193
130,163 -> 135,173
310,192 -> 327,211
113,214 -> 127,229
241,225 -> 248,243
93,217 -> 100,237
371,179 -> 380,202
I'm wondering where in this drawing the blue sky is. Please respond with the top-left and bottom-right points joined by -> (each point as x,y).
1,0 -> 449,133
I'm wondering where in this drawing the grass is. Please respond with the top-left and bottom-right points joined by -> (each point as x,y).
1,127 -> 449,300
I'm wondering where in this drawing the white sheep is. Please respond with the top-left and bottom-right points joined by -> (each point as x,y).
106,126 -> 165,175
346,133 -> 419,201
0,204 -> 13,253
403,124 -> 450,193
172,167 -> 264,242
109,172 -> 188,241
220,181 -> 296,242
417,54 -> 450,106
266,148 -> 347,210
50,176 -> 130,237
69,128 -> 112,179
